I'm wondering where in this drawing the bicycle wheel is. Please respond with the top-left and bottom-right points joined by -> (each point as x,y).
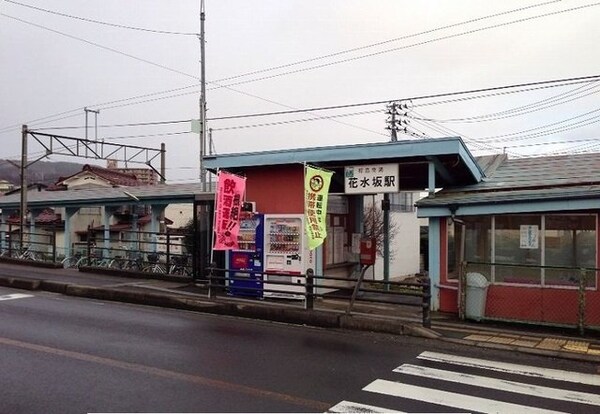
61,256 -> 76,268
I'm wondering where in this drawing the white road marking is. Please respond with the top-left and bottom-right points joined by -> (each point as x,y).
395,364 -> 600,406
418,351 -> 600,386
364,379 -> 567,414
328,400 -> 404,413
0,293 -> 34,301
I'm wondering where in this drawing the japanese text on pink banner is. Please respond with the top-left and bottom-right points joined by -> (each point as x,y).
214,171 -> 246,250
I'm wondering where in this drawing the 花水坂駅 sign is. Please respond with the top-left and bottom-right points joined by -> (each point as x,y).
344,164 -> 399,194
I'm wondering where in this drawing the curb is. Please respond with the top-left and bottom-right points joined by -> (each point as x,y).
78,266 -> 193,283
2,274 -> 599,363
0,257 -> 62,269
439,336 -> 600,363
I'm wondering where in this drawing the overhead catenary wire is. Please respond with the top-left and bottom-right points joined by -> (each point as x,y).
2,1 -> 595,133
4,0 -> 199,36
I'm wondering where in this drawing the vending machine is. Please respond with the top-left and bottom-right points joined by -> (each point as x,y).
263,214 -> 315,299
227,212 -> 264,298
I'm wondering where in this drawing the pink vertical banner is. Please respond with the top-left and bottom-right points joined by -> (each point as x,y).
214,170 -> 246,250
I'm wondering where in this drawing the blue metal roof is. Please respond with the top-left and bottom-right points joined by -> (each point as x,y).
0,183 -> 211,210
204,137 -> 484,188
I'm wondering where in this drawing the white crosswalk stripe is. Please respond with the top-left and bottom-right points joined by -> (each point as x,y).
365,379 -> 567,414
394,363 -> 600,406
0,293 -> 34,301
327,351 -> 600,413
328,400 -> 405,413
417,351 -> 600,386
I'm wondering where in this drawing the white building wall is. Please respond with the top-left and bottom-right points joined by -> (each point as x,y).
165,203 -> 193,229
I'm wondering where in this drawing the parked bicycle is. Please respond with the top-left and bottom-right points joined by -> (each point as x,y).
142,253 -> 167,274
168,255 -> 191,276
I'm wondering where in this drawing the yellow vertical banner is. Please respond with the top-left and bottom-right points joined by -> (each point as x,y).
304,165 -> 333,250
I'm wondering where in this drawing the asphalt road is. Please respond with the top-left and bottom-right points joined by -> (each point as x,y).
1,286 -> 599,413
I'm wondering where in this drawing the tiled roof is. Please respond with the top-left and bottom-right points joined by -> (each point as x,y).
58,164 -> 141,187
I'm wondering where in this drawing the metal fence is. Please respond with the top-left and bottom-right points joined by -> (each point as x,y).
459,261 -> 600,334
0,227 -> 195,278
206,265 -> 432,327
0,229 -> 57,262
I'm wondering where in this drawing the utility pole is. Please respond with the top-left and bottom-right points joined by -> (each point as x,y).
199,0 -> 207,191
386,101 -> 400,141
20,125 -> 28,252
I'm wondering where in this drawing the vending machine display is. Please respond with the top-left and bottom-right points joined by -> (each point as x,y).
263,214 -> 314,299
227,212 -> 264,298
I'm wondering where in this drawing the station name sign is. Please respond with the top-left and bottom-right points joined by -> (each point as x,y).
344,164 -> 399,194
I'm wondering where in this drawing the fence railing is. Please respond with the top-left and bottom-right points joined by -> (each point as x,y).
460,261 -> 600,334
0,229 -> 57,262
206,265 -> 432,327
0,227 -> 195,278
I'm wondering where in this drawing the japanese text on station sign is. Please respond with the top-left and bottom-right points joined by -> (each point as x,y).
344,164 -> 399,194
214,171 -> 246,250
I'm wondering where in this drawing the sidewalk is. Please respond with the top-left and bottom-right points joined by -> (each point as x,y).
1,260 -> 600,363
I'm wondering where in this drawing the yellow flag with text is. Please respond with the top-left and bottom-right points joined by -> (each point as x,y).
304,165 -> 333,250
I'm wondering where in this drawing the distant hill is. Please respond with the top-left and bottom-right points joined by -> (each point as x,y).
0,159 -> 85,186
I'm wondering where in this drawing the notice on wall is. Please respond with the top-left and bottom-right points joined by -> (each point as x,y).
520,225 -> 539,249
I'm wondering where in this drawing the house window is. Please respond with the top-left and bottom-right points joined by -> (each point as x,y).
448,214 -> 597,287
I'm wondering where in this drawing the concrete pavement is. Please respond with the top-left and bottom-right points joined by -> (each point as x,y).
1,260 -> 599,363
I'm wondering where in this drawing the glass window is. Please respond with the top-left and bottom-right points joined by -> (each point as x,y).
545,215 -> 596,287
448,216 -> 492,280
494,215 -> 541,284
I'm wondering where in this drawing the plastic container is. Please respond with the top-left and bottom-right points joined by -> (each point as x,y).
466,272 -> 490,321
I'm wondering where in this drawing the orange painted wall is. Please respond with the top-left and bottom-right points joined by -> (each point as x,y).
245,165 -> 304,214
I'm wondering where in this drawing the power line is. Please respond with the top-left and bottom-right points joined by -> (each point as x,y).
1,1 -> 592,133
211,109 -> 382,131
209,75 -> 600,121
210,0 -> 562,85
478,107 -> 600,141
25,75 -> 600,133
0,13 -> 200,80
209,2 -> 600,90
4,0 -> 199,36
412,81 -> 600,124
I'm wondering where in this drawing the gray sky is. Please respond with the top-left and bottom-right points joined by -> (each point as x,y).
1,0 -> 599,182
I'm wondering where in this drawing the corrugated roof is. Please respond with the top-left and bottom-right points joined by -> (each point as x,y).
417,153 -> 600,210
0,182 -> 211,209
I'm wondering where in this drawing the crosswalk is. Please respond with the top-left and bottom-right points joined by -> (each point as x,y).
0,293 -> 34,301
328,351 -> 600,413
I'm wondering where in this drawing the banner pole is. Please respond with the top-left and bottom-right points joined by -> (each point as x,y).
209,168 -> 219,266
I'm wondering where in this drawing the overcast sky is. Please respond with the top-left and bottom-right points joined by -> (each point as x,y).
1,0 -> 599,182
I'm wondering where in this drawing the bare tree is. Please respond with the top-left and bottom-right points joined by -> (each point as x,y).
362,202 -> 398,259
